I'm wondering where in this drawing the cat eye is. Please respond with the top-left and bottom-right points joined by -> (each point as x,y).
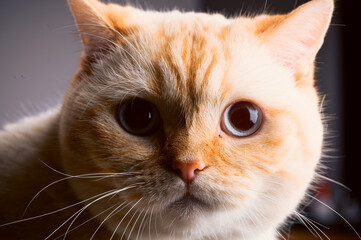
117,98 -> 161,136
221,101 -> 263,138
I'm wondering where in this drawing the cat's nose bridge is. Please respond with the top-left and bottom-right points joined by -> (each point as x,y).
164,130 -> 210,184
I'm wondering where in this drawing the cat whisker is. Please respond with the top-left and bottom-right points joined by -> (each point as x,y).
157,205 -> 163,223
319,94 -> 327,113
0,188 -> 118,228
275,230 -> 287,240
294,210 -> 330,240
92,173 -> 129,181
293,0 -> 299,9
90,184 -> 145,239
90,201 -> 131,240
53,202 -> 119,240
167,215 -> 177,238
314,173 -> 352,192
63,198 -> 112,240
136,205 -> 150,240
138,194 -> 155,240
148,203 -> 156,240
110,197 -> 143,240
121,199 -> 145,240
304,192 -> 361,239
40,159 -> 139,179
294,211 -> 320,239
127,207 -> 146,240
21,160 -> 139,218
153,201 -> 160,239
22,171 -> 138,218
263,0 -> 268,13
302,212 -> 329,230
46,184 -> 141,240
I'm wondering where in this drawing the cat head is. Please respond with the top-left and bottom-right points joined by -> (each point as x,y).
59,0 -> 333,238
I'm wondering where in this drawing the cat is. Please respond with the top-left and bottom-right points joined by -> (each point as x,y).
0,0 -> 334,239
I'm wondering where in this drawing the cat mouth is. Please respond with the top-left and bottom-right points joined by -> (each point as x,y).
168,192 -> 211,214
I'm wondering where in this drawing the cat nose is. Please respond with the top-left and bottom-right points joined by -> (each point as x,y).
170,160 -> 206,184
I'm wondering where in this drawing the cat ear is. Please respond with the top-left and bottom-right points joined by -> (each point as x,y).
67,0 -> 114,49
68,0 -> 139,54
262,0 -> 334,82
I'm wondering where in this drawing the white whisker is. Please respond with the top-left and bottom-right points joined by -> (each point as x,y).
263,0 -> 268,13
19,160 -> 138,218
45,185 -> 138,240
296,213 -> 319,239
90,201 -> 130,240
40,160 -> 138,179
294,210 -> 329,240
314,173 -> 351,191
51,191 -> 119,240
110,197 -> 143,240
22,172 -> 136,218
53,202 -> 119,240
139,194 -> 156,240
137,206 -> 150,240
121,198 -> 144,240
0,189 -> 117,228
275,229 -> 287,240
127,207 -> 145,240
147,203 -> 156,240
305,192 -> 361,239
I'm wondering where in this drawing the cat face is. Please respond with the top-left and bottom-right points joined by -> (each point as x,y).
59,0 -> 333,238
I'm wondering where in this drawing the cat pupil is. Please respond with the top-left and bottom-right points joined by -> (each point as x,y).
229,102 -> 258,130
229,105 -> 253,131
118,98 -> 160,136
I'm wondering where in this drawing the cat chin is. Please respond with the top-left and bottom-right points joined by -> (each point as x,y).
165,193 -> 213,219
152,203 -> 274,240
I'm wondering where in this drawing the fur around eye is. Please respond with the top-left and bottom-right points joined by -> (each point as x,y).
221,101 -> 263,138
117,98 -> 161,136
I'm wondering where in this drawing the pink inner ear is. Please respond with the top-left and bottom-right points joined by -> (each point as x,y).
264,0 -> 333,74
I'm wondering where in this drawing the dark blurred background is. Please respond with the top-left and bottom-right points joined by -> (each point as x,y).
0,0 -> 359,239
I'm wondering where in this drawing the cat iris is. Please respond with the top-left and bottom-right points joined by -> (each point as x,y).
118,98 -> 161,136
222,101 -> 263,138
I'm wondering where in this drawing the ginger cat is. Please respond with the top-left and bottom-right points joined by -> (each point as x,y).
0,0 -> 334,239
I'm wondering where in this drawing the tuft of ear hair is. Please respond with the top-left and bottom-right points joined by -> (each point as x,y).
68,0 -> 113,48
67,0 -> 140,53
261,0 -> 334,83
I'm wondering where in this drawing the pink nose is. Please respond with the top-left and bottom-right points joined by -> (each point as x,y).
171,160 -> 206,184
